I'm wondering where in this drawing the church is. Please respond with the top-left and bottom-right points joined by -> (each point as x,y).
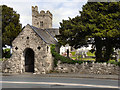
2,6 -> 60,74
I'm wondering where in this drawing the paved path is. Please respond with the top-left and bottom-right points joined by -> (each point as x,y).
1,73 -> 119,88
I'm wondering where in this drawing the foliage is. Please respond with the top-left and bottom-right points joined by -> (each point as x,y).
2,48 -> 11,58
2,5 -> 22,46
50,44 -> 85,66
56,2 -> 120,62
107,60 -> 120,66
51,45 -> 120,66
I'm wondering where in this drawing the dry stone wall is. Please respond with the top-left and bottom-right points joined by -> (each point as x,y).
54,61 -> 119,75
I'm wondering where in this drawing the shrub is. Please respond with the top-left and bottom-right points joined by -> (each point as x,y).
3,48 -> 11,58
107,60 -> 120,67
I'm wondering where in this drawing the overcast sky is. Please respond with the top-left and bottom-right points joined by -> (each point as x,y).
0,0 -> 87,28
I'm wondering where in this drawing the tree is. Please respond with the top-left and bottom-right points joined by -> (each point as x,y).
57,2 -> 120,62
2,5 -> 22,46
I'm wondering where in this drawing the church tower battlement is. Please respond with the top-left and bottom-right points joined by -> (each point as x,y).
32,6 -> 52,29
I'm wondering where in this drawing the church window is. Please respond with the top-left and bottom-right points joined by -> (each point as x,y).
15,47 -> 18,50
27,37 -> 29,39
47,46 -> 49,52
37,46 -> 41,50
40,21 -> 43,27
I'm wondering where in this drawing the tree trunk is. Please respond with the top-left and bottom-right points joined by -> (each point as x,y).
67,49 -> 69,58
95,37 -> 103,62
104,38 -> 113,62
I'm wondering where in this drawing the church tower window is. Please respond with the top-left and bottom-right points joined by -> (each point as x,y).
40,21 -> 43,27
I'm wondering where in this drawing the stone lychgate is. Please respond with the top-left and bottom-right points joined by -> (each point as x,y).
2,6 -> 59,74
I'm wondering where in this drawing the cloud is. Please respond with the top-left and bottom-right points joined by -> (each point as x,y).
1,0 -> 87,3
0,1 -> 87,28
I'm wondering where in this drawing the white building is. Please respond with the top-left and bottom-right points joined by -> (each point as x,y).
60,44 -> 71,55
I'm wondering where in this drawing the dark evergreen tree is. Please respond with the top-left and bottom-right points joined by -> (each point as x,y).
2,5 -> 22,46
57,2 -> 120,62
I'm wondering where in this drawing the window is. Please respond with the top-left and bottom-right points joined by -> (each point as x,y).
37,46 -> 41,50
15,47 -> 18,50
40,21 -> 43,27
27,37 -> 29,39
47,46 -> 49,52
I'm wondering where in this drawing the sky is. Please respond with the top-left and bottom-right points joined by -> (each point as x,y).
0,0 -> 88,28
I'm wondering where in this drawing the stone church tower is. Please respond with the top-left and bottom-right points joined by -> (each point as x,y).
32,6 -> 52,29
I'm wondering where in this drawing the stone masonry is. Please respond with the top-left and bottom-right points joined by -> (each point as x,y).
2,25 -> 54,74
32,6 -> 52,29
2,6 -> 59,74
54,61 -> 119,75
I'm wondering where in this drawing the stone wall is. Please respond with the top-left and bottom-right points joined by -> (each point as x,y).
2,25 -> 54,74
32,6 -> 52,29
54,61 -> 119,75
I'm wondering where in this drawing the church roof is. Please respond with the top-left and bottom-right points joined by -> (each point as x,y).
29,24 -> 58,45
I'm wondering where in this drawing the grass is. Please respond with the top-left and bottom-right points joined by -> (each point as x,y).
81,58 -> 95,61
71,51 -> 76,56
0,58 -> 9,61
71,57 -> 76,60
71,56 -> 95,61
87,51 -> 95,56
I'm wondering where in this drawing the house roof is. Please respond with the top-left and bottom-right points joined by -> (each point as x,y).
28,24 -> 58,45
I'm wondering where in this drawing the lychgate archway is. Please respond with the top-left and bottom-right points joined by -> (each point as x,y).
24,48 -> 34,73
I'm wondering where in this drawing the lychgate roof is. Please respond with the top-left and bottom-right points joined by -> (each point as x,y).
29,24 -> 58,45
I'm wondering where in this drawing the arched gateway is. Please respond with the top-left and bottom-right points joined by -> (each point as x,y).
24,48 -> 34,73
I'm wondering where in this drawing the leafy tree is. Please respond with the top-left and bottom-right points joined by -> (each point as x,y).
57,2 -> 120,62
2,5 -> 22,46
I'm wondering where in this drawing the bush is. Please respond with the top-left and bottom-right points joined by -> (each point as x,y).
2,48 -> 11,58
107,60 -> 120,67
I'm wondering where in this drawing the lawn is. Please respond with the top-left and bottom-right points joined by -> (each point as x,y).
87,51 -> 95,56
0,58 -> 9,61
71,56 -> 95,61
80,58 -> 95,61
71,51 -> 76,56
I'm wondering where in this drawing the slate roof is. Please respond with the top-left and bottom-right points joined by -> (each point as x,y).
29,24 -> 58,45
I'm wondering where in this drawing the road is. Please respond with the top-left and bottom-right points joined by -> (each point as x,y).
1,74 -> 119,88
